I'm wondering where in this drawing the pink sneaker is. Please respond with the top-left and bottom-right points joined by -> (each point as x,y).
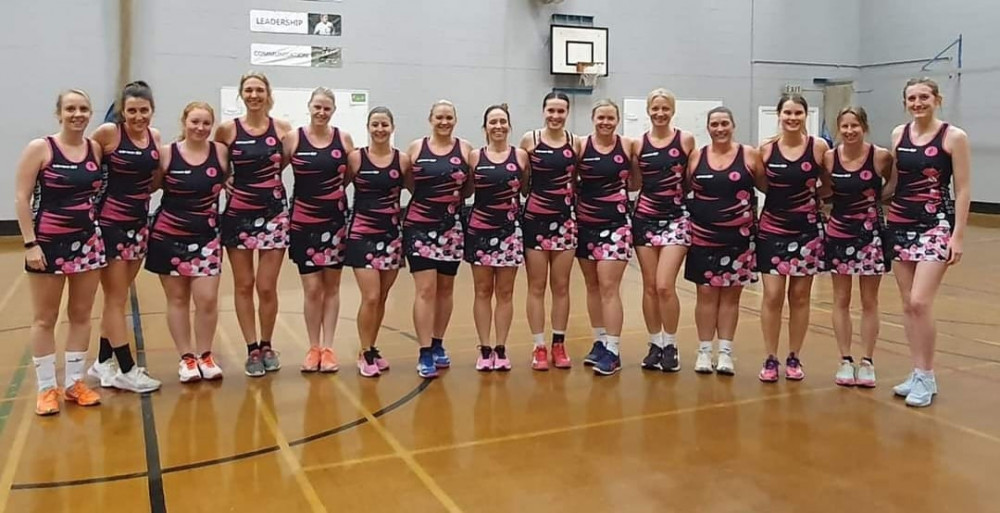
531,346 -> 549,371
785,354 -> 805,381
357,350 -> 380,377
370,346 -> 390,372
758,356 -> 779,382
551,342 -> 571,369
476,346 -> 494,372
493,346 -> 511,371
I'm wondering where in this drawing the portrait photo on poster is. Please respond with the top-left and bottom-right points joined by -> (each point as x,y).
312,47 -> 342,68
309,13 -> 341,36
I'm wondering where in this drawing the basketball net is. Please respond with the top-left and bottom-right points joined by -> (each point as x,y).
576,62 -> 602,88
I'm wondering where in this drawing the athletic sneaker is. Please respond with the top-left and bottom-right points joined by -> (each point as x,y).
417,350 -> 439,378
198,353 -> 223,380
262,347 -> 281,372
492,346 -> 511,371
694,350 -> 714,374
431,342 -> 451,368
583,341 -> 606,366
358,350 -> 380,377
64,380 -> 101,406
716,353 -> 735,375
641,345 -> 663,371
835,360 -> 857,386
531,346 -> 549,371
785,354 -> 805,381
476,346 -> 494,372
905,373 -> 937,408
893,371 -> 916,397
112,367 -> 161,393
301,347 -> 321,372
87,359 -> 118,388
178,355 -> 201,383
551,343 -> 571,369
660,345 -> 680,372
759,356 -> 780,382
245,349 -> 266,377
371,346 -> 390,372
593,349 -> 621,376
856,361 -> 876,388
319,347 -> 339,373
35,387 -> 60,416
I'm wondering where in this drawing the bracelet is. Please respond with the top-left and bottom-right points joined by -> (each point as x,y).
23,240 -> 38,249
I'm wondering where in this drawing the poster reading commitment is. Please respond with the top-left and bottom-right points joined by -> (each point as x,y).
250,44 -> 342,68
250,9 -> 341,36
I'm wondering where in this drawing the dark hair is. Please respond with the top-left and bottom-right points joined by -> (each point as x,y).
482,103 -> 510,129
367,106 -> 394,125
116,81 -> 154,121
836,106 -> 869,134
542,91 -> 570,110
706,106 -> 734,125
777,93 -> 808,112
902,77 -> 942,101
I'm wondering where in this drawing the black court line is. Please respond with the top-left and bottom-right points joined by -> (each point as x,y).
131,286 -> 168,513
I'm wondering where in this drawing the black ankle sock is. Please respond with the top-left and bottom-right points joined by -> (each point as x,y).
862,357 -> 874,365
201,351 -> 213,359
247,342 -> 260,355
494,345 -> 507,358
842,355 -> 855,363
479,345 -> 492,359
98,337 -> 113,363
181,352 -> 196,360
260,340 -> 272,350
113,345 -> 136,373
552,333 -> 565,345
431,337 -> 443,348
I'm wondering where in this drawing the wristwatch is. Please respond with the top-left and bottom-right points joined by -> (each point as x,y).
24,240 -> 38,249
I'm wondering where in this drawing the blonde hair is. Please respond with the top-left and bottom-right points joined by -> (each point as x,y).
428,99 -> 456,120
55,89 -> 91,116
177,101 -> 215,141
835,106 -> 870,136
646,88 -> 676,110
309,87 -> 336,106
903,77 -> 943,103
239,71 -> 274,111
591,98 -> 620,118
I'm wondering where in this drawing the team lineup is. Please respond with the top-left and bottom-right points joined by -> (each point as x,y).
13,72 -> 971,418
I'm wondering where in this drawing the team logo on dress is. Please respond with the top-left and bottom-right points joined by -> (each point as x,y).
668,148 -> 681,158
206,167 -> 218,177
332,149 -> 343,159
801,162 -> 813,172
563,149 -> 574,159
450,156 -> 462,165
151,150 -> 159,160
389,169 -> 400,179
86,161 -> 98,172
729,171 -> 741,181
924,146 -> 938,157
506,163 -> 518,172
613,155 -> 625,164
337,164 -> 347,174
860,170 -> 873,181
266,136 -> 277,146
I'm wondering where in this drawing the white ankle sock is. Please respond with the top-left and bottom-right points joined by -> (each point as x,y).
605,335 -> 620,355
662,332 -> 677,348
65,351 -> 88,386
719,340 -> 733,355
649,332 -> 664,348
532,333 -> 545,348
592,327 -> 607,341
698,341 -> 713,353
33,354 -> 57,391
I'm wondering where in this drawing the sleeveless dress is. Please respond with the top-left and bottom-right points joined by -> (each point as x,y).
344,148 -> 404,270
575,136 -> 632,261
685,145 -> 757,287
288,127 -> 349,273
28,137 -> 106,274
464,147 -> 524,267
632,131 -> 691,247
826,145 -> 888,275
146,143 -> 226,276
523,131 -> 577,251
99,125 -> 158,261
403,138 -> 468,263
222,118 -> 289,250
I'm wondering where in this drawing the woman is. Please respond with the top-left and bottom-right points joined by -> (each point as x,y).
631,88 -> 695,373
577,99 -> 636,376
146,102 -> 228,383
885,78 -> 970,407
283,87 -> 354,373
757,94 -> 830,382
404,100 -> 472,371
15,89 -> 106,415
86,81 -> 162,394
685,106 -> 761,376
345,107 -> 410,377
466,104 -> 528,372
215,71 -> 292,377
823,106 -> 893,388
519,92 -> 576,371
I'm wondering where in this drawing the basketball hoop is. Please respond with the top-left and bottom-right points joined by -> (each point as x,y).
575,62 -> 603,88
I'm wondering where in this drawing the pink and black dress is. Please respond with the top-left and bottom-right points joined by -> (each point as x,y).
685,145 -> 757,287
403,138 -> 467,273
222,118 -> 289,250
523,131 -> 577,251
344,148 -> 404,270
826,144 -> 888,275
757,137 -> 825,275
888,123 -> 955,262
288,127 -> 349,274
632,130 -> 691,247
464,147 -> 523,267
574,135 -> 632,261
98,125 -> 157,261
28,137 -> 106,274
146,143 -> 225,276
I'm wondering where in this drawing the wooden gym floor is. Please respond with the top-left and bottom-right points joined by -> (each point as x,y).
1,216 -> 999,513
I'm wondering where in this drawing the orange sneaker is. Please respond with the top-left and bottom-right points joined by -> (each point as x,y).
64,381 -> 101,407
35,388 -> 61,416
320,347 -> 340,373
301,346 -> 321,372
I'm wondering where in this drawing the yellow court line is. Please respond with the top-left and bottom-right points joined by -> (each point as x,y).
275,316 -> 464,513
216,325 -> 328,513
0,400 -> 33,513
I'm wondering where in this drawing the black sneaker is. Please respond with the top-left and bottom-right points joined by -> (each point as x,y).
583,341 -> 605,366
593,349 -> 621,376
660,345 -> 680,372
641,344 -> 663,370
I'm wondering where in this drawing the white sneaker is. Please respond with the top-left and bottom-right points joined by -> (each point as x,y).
893,371 -> 916,397
904,373 -> 937,407
197,353 -> 224,380
694,351 -> 714,374
178,356 -> 201,383
716,353 -> 735,375
856,361 -> 876,388
834,360 -> 857,386
112,367 -> 162,393
87,359 -> 118,388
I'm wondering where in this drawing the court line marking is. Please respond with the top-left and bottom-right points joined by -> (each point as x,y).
129,286 -> 167,513
0,275 -> 29,437
0,398 -> 33,513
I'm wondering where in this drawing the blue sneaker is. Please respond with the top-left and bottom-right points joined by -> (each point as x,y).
904,373 -> 937,408
583,341 -> 606,366
416,349 -> 439,379
430,341 -> 451,368
593,349 -> 621,376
